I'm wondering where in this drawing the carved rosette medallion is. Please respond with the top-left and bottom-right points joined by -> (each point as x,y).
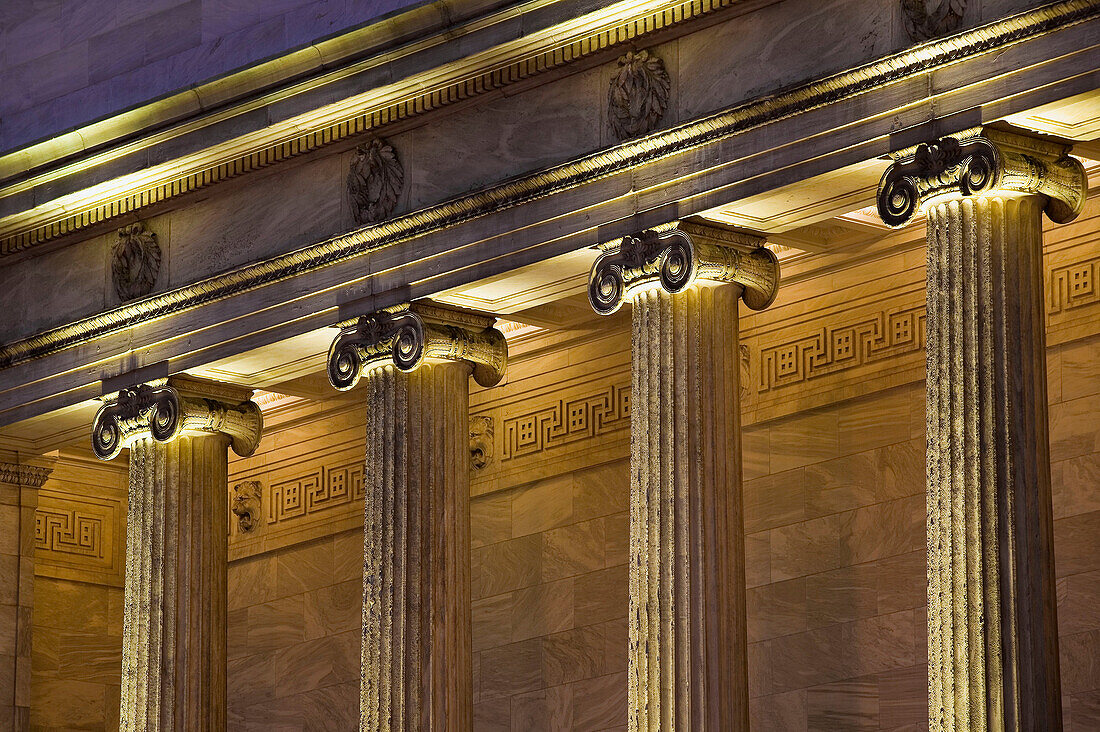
588,223 -> 779,315
232,481 -> 263,532
901,0 -> 966,42
469,416 -> 494,470
112,222 -> 161,301
347,138 -> 404,225
91,378 -> 263,461
608,49 -> 670,140
327,302 -> 508,391
876,127 -> 1087,228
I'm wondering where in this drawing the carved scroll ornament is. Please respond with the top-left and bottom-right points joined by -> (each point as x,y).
608,49 -> 670,140
347,138 -> 404,225
92,380 -> 263,461
588,225 -> 779,315
112,222 -> 161,301
876,128 -> 1087,228
327,303 -> 508,391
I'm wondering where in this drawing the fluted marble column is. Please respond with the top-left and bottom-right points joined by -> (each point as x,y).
878,128 -> 1087,731
327,301 -> 507,731
589,222 -> 779,730
91,376 -> 262,731
0,453 -> 54,731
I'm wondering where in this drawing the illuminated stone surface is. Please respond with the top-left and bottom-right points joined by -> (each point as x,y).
880,128 -> 1088,730
93,377 -> 261,731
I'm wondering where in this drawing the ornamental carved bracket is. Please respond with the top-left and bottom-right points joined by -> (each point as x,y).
877,127 -> 1087,228
901,0 -> 966,42
232,481 -> 263,533
588,224 -> 779,315
92,377 -> 263,461
327,303 -> 508,391
469,416 -> 494,470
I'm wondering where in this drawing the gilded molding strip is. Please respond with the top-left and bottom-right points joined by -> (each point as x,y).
0,0 -> 739,258
0,0 -> 1096,369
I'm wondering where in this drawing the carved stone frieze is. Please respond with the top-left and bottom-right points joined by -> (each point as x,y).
876,127 -> 1087,228
231,481 -> 263,533
0,462 -> 53,487
608,49 -> 670,140
900,0 -> 966,42
588,223 -> 779,315
469,416 -> 494,470
91,376 -> 263,461
327,302 -> 507,391
112,222 -> 161,301
347,138 -> 404,225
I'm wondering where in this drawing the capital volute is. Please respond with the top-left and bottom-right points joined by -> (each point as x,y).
91,375 -> 263,461
588,223 -> 780,315
876,127 -> 1087,228
327,302 -> 508,391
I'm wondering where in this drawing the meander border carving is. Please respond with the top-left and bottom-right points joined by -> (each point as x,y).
2,1 -> 1096,369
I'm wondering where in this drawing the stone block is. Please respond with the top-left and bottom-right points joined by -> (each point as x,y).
805,676 -> 879,732
748,688 -> 807,731
473,593 -> 514,653
876,663 -> 927,729
1054,452 -> 1100,520
540,624 -> 604,687
603,512 -> 628,568
1059,569 -> 1100,637
229,553 -> 279,611
769,513 -> 841,583
472,491 -> 513,548
29,678 -> 106,729
33,578 -> 108,634
571,461 -> 629,522
511,579 -> 573,643
745,468 -> 807,533
838,495 -> 924,566
481,638 -> 544,699
570,671 -> 626,729
1055,510 -> 1100,578
57,632 -> 122,685
573,566 -> 626,627
510,683 -> 572,731
767,409 -> 840,474
474,533 -> 542,600
247,595 -> 307,654
276,537 -> 334,598
512,474 -> 573,537
747,577 -> 808,643
836,388 -> 911,455
1059,629 -> 1100,695
273,630 -> 359,697
332,528 -> 364,584
541,518 -> 605,582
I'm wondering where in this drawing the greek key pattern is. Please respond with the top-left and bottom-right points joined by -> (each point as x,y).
34,508 -> 104,558
1049,255 -> 1099,314
267,460 -> 364,525
758,305 -> 926,392
501,382 -> 631,461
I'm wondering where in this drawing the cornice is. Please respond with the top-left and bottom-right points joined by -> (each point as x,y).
0,0 -> 751,258
0,0 -> 1096,371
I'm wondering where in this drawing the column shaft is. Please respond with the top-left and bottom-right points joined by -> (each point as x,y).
0,461 -> 50,731
629,282 -> 748,731
120,434 -> 229,731
925,194 -> 1061,730
361,362 -> 471,731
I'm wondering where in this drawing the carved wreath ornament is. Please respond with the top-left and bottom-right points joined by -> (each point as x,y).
347,138 -> 404,225
900,0 -> 966,42
112,222 -> 161,301
608,50 -> 670,140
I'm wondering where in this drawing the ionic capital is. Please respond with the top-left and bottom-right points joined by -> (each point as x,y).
327,302 -> 508,391
588,222 -> 779,315
876,127 -> 1087,228
91,375 -> 262,461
